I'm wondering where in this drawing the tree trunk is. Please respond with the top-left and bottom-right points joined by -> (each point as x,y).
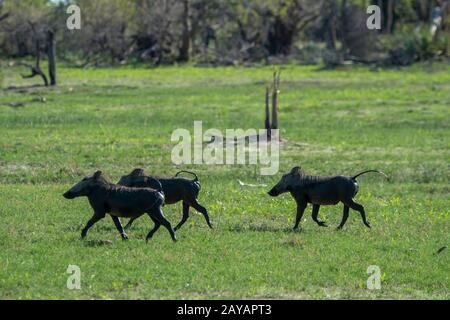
19,43 -> 48,86
384,0 -> 394,34
325,1 -> 338,50
20,23 -> 48,86
265,86 -> 271,138
47,30 -> 56,86
443,1 -> 450,32
178,0 -> 191,62
267,16 -> 294,55
340,0 -> 349,55
271,71 -> 280,131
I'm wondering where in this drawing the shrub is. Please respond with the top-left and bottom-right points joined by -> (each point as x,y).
382,26 -> 449,66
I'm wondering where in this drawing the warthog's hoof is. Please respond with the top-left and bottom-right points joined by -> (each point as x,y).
121,233 -> 129,240
318,221 -> 328,227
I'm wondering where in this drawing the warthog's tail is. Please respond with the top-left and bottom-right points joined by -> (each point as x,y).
174,170 -> 199,182
351,170 -> 389,181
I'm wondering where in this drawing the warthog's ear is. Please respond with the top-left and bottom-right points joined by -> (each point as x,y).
290,166 -> 301,175
93,170 -> 103,179
131,168 -> 145,176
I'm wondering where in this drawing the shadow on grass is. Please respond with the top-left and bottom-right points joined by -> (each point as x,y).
228,223 -> 294,233
2,84 -> 48,92
83,239 -> 114,247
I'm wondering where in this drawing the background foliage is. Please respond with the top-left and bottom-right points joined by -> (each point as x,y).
0,0 -> 449,66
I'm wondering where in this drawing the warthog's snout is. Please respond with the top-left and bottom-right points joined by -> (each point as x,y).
63,191 -> 75,199
268,187 -> 278,197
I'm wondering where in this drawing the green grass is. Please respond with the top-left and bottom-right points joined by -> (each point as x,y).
0,61 -> 448,299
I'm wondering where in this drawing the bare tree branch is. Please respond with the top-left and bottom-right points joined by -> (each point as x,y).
0,12 -> 9,23
17,62 -> 49,86
17,20 -> 49,86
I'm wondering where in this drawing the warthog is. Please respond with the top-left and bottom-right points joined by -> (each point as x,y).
63,170 -> 176,242
118,168 -> 212,231
268,166 -> 388,230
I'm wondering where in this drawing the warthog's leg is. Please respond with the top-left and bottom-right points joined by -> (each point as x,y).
293,200 -> 307,231
190,199 -> 213,229
111,216 -> 128,240
146,216 -> 161,241
337,205 -> 349,230
174,201 -> 190,231
148,207 -> 177,242
81,212 -> 105,238
344,199 -> 371,228
311,204 -> 327,227
124,217 -> 137,230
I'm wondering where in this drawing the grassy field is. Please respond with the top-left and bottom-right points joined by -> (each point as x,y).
0,61 -> 448,299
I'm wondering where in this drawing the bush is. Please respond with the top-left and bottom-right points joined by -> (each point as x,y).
382,26 -> 449,66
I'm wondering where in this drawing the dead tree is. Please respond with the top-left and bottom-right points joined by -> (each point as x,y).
264,86 -> 270,131
19,61 -> 49,87
263,70 -> 281,140
271,70 -> 280,131
19,23 -> 57,87
19,24 -> 48,86
206,70 -> 281,146
47,29 -> 56,85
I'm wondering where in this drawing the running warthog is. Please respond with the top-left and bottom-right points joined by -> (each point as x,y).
268,166 -> 388,230
63,170 -> 176,241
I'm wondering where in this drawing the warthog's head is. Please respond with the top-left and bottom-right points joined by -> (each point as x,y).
118,168 -> 163,192
63,170 -> 105,199
117,168 -> 145,186
268,166 -> 301,197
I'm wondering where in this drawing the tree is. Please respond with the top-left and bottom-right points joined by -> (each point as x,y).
131,0 -> 181,64
18,21 -> 48,86
264,0 -> 323,56
47,29 -> 56,85
385,0 -> 394,34
178,0 -> 191,61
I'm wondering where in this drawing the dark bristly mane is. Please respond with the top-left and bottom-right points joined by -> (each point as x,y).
97,175 -> 141,194
296,170 -> 331,188
98,175 -> 111,184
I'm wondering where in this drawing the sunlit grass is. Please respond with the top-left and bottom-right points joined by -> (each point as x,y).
0,62 -> 448,299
